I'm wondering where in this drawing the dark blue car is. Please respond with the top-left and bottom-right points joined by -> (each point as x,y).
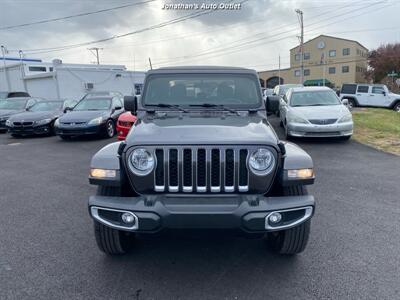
54,96 -> 125,140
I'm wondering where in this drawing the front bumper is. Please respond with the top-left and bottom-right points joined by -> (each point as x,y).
55,123 -> 105,136
88,194 -> 315,233
8,124 -> 52,135
288,121 -> 353,137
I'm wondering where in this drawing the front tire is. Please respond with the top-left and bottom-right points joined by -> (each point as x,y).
393,102 -> 400,112
347,98 -> 356,109
93,186 -> 135,255
265,186 -> 311,255
284,120 -> 291,140
105,119 -> 115,138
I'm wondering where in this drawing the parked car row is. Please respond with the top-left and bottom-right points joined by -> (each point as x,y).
0,92 -> 137,140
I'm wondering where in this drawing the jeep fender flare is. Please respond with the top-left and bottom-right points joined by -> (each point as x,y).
280,142 -> 314,186
89,141 -> 122,186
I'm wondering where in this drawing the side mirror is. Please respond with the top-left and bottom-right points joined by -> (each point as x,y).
341,98 -> 349,106
114,106 -> 122,111
63,107 -> 72,113
124,96 -> 137,115
383,91 -> 386,96
266,96 -> 280,113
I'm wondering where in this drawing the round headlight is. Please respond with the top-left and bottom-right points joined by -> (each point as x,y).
249,148 -> 275,175
129,148 -> 155,175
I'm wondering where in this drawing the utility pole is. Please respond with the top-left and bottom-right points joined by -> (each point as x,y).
19,50 -> 28,92
1,45 -> 11,92
295,9 -> 304,85
278,54 -> 281,86
88,47 -> 103,65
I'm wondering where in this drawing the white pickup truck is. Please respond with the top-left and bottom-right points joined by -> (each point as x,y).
340,84 -> 400,112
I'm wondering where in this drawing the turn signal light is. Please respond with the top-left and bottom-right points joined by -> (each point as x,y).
90,168 -> 117,178
287,168 -> 314,179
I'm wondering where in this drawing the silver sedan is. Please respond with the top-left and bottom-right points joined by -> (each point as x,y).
279,86 -> 353,140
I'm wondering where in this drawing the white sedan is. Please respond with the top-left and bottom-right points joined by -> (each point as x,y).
279,86 -> 353,140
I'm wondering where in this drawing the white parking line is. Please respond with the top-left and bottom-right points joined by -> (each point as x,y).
7,142 -> 21,146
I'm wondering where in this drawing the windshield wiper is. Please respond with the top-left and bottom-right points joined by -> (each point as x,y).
148,103 -> 188,113
189,103 -> 239,115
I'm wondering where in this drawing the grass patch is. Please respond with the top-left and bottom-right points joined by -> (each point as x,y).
352,108 -> 400,155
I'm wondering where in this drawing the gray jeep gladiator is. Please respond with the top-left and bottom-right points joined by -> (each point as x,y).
88,66 -> 316,255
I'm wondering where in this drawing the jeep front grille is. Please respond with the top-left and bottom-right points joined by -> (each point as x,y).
154,147 -> 249,193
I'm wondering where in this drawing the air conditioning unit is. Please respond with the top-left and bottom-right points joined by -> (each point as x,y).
84,82 -> 94,90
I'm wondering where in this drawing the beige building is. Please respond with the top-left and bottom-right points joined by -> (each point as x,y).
258,35 -> 368,89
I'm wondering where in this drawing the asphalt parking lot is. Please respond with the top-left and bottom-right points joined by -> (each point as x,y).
0,116 -> 399,300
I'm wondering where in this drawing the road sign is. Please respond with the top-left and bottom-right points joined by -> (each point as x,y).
387,71 -> 398,77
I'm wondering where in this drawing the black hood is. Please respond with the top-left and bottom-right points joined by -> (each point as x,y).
58,110 -> 108,123
0,109 -> 24,118
126,111 -> 278,145
8,110 -> 61,122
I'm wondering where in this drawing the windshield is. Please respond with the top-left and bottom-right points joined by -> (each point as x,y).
290,90 -> 340,107
143,74 -> 261,107
29,101 -> 62,112
0,99 -> 27,110
73,98 -> 111,111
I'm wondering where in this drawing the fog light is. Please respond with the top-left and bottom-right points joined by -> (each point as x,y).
121,212 -> 135,224
269,212 -> 282,224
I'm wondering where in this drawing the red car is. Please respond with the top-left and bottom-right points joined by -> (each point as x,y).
116,112 -> 136,140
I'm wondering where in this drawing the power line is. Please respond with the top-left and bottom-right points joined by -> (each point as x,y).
17,0 -> 359,56
20,0 -> 247,54
152,0 -> 391,67
0,0 -> 157,30
94,0 -> 366,51
151,1 -> 371,65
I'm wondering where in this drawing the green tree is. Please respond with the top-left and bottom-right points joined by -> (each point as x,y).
366,43 -> 400,83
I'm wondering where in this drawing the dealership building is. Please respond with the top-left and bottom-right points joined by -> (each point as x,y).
0,58 -> 145,100
258,35 -> 369,89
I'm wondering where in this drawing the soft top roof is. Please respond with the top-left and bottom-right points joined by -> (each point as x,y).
147,66 -> 258,75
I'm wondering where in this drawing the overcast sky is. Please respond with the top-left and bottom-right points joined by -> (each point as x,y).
0,0 -> 399,71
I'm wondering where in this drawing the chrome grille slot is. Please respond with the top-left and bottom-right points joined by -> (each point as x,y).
211,149 -> 221,192
151,146 -> 258,193
225,149 -> 235,192
154,149 -> 165,192
197,149 -> 206,192
182,149 -> 193,192
239,149 -> 249,192
168,149 -> 178,192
